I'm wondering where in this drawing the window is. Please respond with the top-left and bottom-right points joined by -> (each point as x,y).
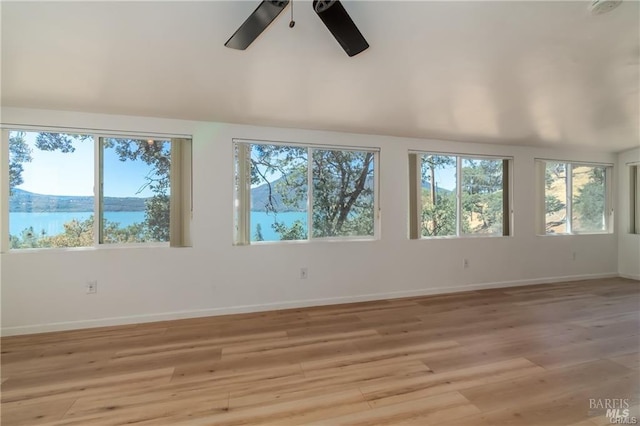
631,164 -> 640,234
7,131 -> 94,249
3,130 -> 191,250
409,153 -> 511,238
234,140 -> 378,244
537,160 -> 612,235
100,138 -> 172,244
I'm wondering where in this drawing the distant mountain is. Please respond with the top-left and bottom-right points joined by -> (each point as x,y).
11,179 -> 449,214
421,181 -> 453,194
9,188 -> 147,213
251,180 -> 305,212
251,175 -> 410,212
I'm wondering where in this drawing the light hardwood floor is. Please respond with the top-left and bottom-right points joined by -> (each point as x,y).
1,277 -> 639,425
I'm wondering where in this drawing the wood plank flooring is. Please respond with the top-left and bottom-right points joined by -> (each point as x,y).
1,277 -> 639,425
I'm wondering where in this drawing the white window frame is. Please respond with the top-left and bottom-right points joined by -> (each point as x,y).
1,127 -> 192,252
409,151 -> 513,239
233,139 -> 380,245
630,163 -> 640,234
536,159 -> 614,236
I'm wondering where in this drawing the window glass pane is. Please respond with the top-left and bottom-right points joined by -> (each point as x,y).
572,165 -> 606,233
101,138 -> 171,243
544,162 -> 567,234
8,131 -> 94,249
421,155 -> 457,237
312,149 -> 375,238
249,144 -> 308,242
461,158 -> 504,235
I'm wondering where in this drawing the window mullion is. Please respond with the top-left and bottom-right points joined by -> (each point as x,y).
95,137 -> 103,245
502,159 -> 510,236
307,147 -> 313,240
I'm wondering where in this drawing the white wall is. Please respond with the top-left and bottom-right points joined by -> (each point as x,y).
0,108 -> 620,336
617,147 -> 640,280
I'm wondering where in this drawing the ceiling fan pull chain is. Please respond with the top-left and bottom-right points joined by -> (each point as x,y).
289,0 -> 295,28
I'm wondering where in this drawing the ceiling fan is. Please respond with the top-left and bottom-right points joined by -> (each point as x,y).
225,0 -> 369,57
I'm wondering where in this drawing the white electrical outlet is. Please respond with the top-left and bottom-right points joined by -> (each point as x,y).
463,259 -> 469,268
86,280 -> 98,294
300,267 -> 308,279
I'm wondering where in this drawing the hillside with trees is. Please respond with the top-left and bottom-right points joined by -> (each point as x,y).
545,164 -> 605,233
9,188 -> 147,212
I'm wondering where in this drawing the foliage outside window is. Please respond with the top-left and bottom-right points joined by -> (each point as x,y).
6,130 -> 189,250
409,153 -> 511,238
234,141 -> 378,244
539,160 -> 612,235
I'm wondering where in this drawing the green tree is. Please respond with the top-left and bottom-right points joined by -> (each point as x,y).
10,216 -> 151,248
35,132 -> 92,152
10,226 -> 42,249
461,159 -> 504,233
543,163 -> 566,232
273,220 -> 306,240
311,150 -> 374,237
573,167 -> 606,230
102,219 -> 147,244
254,223 -> 264,241
40,217 -> 94,247
421,189 -> 457,236
421,155 -> 455,236
248,145 -> 374,239
9,132 -> 32,194
248,145 -> 307,213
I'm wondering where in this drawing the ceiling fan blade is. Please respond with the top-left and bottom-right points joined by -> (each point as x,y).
313,0 -> 369,57
225,1 -> 290,50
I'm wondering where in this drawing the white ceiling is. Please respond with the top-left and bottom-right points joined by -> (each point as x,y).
2,1 -> 639,151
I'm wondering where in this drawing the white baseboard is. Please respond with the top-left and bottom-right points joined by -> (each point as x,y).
619,273 -> 640,281
0,272 -> 621,337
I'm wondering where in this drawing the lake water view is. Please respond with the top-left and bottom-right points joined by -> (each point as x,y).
249,211 -> 307,241
9,212 -> 146,237
9,211 -> 308,241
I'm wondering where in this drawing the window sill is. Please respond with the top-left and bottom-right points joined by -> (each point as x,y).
536,232 -> 613,237
235,237 -> 378,246
414,234 -> 510,241
1,243 -> 183,254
